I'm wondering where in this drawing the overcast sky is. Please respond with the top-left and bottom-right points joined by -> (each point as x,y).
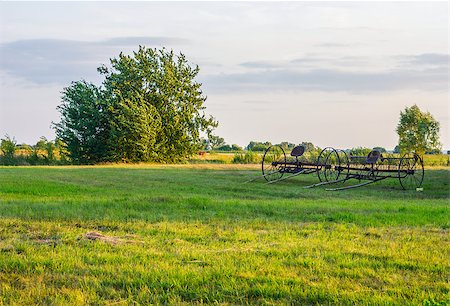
0,1 -> 448,150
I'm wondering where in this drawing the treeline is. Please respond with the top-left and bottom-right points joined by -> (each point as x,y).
2,135 -> 448,166
0,135 -> 68,166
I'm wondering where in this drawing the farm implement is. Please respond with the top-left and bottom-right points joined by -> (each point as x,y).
248,144 -> 424,190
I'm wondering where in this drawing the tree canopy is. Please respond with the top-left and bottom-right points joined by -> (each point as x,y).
396,105 -> 441,155
54,47 -> 217,164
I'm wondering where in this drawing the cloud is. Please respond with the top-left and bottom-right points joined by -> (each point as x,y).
399,53 -> 450,66
215,53 -> 449,94
239,61 -> 280,69
201,67 -> 448,94
314,43 -> 356,48
0,37 -> 189,85
102,36 -> 190,46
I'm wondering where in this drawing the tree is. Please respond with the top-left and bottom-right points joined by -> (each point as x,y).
349,147 -> 372,156
54,46 -> 217,163
278,142 -> 296,150
209,135 -> 226,150
300,142 -> 316,152
54,81 -> 110,164
216,145 -> 232,151
396,105 -> 441,156
246,141 -> 271,151
231,144 -> 243,151
0,135 -> 17,165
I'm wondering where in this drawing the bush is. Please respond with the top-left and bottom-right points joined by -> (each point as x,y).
349,147 -> 372,156
232,151 -> 260,164
0,135 -> 17,165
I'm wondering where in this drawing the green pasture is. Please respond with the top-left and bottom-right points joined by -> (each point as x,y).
0,166 -> 448,305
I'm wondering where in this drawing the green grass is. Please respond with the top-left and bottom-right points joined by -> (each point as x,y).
0,166 -> 449,305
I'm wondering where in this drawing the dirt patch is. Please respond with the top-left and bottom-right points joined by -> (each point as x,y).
83,231 -> 143,245
35,238 -> 60,246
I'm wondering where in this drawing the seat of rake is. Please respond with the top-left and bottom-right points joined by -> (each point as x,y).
366,150 -> 381,164
291,145 -> 305,157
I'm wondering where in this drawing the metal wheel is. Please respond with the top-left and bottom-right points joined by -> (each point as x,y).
324,148 -> 341,182
262,145 -> 286,182
317,147 -> 335,182
337,149 -> 350,180
398,153 -> 424,190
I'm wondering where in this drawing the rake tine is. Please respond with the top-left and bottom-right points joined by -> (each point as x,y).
266,169 -> 306,184
326,177 -> 387,191
244,171 -> 282,184
303,176 -> 350,189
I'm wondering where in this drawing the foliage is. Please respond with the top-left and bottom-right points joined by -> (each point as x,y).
232,150 -> 259,163
54,81 -> 109,164
396,105 -> 441,156
0,135 -> 70,166
54,46 -> 217,164
231,144 -> 243,151
349,147 -> 372,156
277,142 -> 296,150
246,141 -> 272,151
216,144 -> 233,151
208,135 -> 226,150
0,135 -> 17,165
299,141 -> 317,152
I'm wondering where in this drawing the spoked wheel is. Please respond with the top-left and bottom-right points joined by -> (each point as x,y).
398,153 -> 424,190
262,145 -> 286,182
324,148 -> 342,182
336,149 -> 350,180
317,147 -> 336,182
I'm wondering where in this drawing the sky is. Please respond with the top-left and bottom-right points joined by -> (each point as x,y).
0,1 -> 448,150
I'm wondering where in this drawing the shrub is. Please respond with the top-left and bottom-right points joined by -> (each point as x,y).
0,135 -> 17,165
232,151 -> 260,164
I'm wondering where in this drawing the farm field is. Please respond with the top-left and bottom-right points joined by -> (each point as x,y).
0,166 -> 448,305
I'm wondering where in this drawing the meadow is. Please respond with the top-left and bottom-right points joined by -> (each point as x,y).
0,165 -> 448,305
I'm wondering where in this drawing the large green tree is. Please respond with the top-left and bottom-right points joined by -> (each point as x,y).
396,105 -> 441,155
54,47 -> 217,163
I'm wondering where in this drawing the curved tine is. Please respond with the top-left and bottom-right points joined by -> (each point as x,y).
266,169 -> 306,184
326,177 -> 387,191
303,176 -> 350,189
244,170 -> 282,183
244,175 -> 265,184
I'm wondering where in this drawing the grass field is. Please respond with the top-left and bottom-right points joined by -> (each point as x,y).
0,165 -> 449,305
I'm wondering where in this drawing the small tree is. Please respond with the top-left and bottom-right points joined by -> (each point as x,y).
300,142 -> 316,152
349,147 -> 372,156
231,144 -> 243,151
246,141 -> 271,151
0,135 -> 17,165
396,105 -> 441,155
209,135 -> 226,150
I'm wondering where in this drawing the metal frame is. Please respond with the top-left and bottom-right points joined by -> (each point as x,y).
247,145 -> 425,191
308,150 -> 425,191
246,145 -> 337,184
